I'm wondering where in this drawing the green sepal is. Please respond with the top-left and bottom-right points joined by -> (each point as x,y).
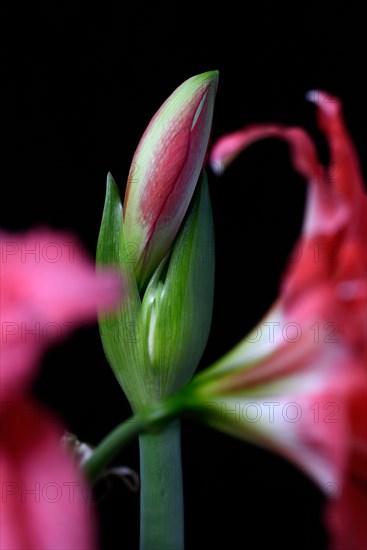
97,173 -> 156,410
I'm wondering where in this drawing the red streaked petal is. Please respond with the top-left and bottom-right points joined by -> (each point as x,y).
209,124 -> 283,173
206,92 -> 367,548
122,71 -> 218,287
306,90 -> 366,205
326,476 -> 367,550
210,124 -> 348,239
306,90 -> 367,288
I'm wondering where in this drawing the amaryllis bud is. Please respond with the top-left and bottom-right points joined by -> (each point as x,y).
97,171 -> 215,408
97,73 -> 218,409
123,70 -> 218,289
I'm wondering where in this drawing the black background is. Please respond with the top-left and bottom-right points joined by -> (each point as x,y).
1,2 -> 365,549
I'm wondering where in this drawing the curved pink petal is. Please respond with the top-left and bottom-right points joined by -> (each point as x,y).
210,123 -> 348,241
0,399 -> 96,549
306,91 -> 366,206
307,91 -> 367,290
0,229 -> 122,400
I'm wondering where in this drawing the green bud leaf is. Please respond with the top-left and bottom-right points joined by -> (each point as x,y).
144,170 -> 215,397
97,173 -> 156,410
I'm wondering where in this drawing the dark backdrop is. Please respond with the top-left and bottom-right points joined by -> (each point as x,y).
1,2 -> 365,549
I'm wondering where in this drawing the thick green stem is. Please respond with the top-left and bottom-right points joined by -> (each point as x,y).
139,420 -> 184,550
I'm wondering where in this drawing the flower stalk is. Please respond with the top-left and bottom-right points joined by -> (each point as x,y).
83,394 -> 186,483
97,71 -> 218,550
139,421 -> 184,550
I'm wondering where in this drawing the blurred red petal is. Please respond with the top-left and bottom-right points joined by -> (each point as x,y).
0,229 -> 122,399
0,400 -> 96,549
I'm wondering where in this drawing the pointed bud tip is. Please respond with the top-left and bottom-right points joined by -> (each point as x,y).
194,69 -> 219,81
193,70 -> 219,95
106,172 -> 120,195
202,69 -> 219,81
107,171 -> 116,184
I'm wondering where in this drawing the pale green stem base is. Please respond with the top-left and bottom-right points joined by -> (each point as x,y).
139,420 -> 184,550
83,395 -> 185,482
83,414 -> 145,481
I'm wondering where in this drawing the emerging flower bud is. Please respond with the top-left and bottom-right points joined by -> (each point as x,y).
97,171 -> 215,407
123,70 -> 218,289
97,73 -> 218,409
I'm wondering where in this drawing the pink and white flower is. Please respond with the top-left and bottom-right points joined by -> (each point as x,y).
187,91 -> 366,549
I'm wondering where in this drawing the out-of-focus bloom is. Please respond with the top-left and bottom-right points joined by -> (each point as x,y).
1,229 -> 121,401
1,400 -> 96,550
123,70 -> 218,288
184,91 -> 366,549
0,229 -> 122,549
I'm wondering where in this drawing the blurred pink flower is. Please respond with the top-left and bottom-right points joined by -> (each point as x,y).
0,228 -> 122,549
1,229 -> 121,401
1,399 -> 97,550
202,91 -> 367,549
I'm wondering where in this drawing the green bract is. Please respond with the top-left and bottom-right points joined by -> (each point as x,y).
97,174 -> 154,410
141,171 -> 215,397
97,171 -> 215,409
